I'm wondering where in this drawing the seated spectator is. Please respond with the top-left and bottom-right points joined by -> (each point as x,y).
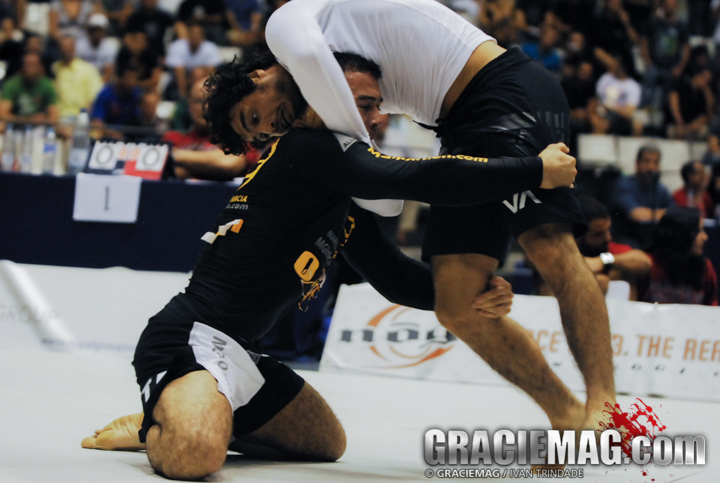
666,46 -> 714,140
639,207 -> 717,306
709,162 -> 720,215
96,0 -> 136,36
23,34 -> 55,78
612,145 -> 674,247
0,18 -> 23,81
639,0 -> 690,108
75,13 -> 119,82
585,0 -> 639,68
479,0 -> 529,47
0,53 -> 59,127
595,55 -> 644,136
169,66 -> 211,130
673,161 -> 714,219
49,0 -> 95,41
125,89 -> 168,141
575,194 -> 651,300
226,0 -> 264,48
561,59 -> 602,148
177,0 -> 227,46
520,24 -> 563,75
162,78 -> 247,180
52,35 -> 103,119
90,64 -> 142,138
165,22 -> 222,99
115,28 -> 161,92
125,0 -> 175,59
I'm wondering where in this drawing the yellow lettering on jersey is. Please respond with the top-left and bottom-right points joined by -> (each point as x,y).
237,140 -> 279,190
294,251 -> 320,282
366,147 -> 487,163
229,195 -> 248,203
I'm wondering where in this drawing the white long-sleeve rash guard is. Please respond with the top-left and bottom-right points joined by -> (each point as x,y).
265,0 -> 494,217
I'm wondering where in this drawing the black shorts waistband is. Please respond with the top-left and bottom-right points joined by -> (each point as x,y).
437,47 -> 531,134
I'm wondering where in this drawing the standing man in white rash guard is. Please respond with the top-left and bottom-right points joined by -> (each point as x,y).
215,0 -> 618,450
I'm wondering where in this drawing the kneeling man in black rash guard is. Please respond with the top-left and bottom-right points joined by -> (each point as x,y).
80,52 -> 576,480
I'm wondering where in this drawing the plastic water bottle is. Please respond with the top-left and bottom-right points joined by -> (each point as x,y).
67,110 -> 91,175
43,126 -> 57,174
1,123 -> 15,171
19,124 -> 33,173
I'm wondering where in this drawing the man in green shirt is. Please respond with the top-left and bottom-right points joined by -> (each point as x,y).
0,52 -> 59,126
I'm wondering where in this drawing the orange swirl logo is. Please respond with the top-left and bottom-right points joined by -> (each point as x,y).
340,305 -> 457,369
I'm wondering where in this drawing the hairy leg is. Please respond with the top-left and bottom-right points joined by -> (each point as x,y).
145,370 -> 234,480
230,381 -> 346,461
432,254 -> 585,432
518,223 -> 617,429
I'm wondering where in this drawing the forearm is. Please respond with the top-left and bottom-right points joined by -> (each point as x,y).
341,204 -> 434,310
337,142 -> 543,205
265,5 -> 370,143
175,67 -> 188,98
613,250 -> 652,275
668,92 -> 684,125
172,148 -> 246,180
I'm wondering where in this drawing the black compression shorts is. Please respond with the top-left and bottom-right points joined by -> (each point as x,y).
132,306 -> 305,443
422,47 -> 586,263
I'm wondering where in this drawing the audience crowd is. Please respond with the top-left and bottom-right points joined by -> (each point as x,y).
0,0 -> 718,307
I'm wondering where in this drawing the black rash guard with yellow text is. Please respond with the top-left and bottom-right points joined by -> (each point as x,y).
164,128 -> 543,342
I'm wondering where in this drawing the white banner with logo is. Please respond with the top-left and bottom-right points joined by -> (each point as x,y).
321,283 -> 720,402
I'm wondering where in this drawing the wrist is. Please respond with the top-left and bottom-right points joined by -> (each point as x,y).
599,252 -> 615,273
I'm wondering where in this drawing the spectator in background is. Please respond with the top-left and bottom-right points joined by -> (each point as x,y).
575,194 -> 651,300
640,207 -> 717,306
115,27 -> 161,92
674,160 -> 714,219
666,45 -> 714,140
125,0 -> 176,59
585,0 -> 639,71
75,13 -> 119,82
612,145 -> 674,247
163,78 -> 247,180
520,24 -> 563,75
478,0 -> 529,47
561,58 -> 602,148
91,63 -> 142,138
639,0 -> 690,108
165,22 -> 222,99
176,0 -> 227,46
23,34 -> 55,78
226,0 -> 264,48
126,89 -> 168,141
544,0 -> 595,35
169,66 -> 211,129
53,35 -> 103,119
0,18 -> 25,81
97,0 -> 136,36
0,53 -> 58,127
49,0 -> 95,41
595,55 -> 644,136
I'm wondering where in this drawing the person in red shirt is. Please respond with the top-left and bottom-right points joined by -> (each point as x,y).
575,194 -> 652,300
640,207 -> 718,306
163,78 -> 253,180
672,160 -> 715,219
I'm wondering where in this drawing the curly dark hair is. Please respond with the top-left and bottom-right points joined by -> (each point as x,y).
204,49 -> 277,155
649,207 -> 707,290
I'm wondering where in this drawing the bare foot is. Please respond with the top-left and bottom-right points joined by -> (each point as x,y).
532,402 -> 586,473
81,413 -> 146,451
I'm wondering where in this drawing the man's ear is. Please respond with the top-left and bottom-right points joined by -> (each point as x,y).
248,69 -> 266,81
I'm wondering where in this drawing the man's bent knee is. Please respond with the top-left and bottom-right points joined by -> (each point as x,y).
147,424 -> 228,480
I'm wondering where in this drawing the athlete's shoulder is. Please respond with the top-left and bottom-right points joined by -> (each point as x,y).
280,128 -> 340,152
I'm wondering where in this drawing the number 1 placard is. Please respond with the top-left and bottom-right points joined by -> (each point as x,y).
72,173 -> 142,223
